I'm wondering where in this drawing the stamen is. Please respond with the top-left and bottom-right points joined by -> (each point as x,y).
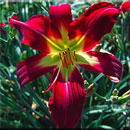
63,52 -> 68,68
68,48 -> 73,65
74,51 -> 77,61
65,51 -> 70,65
59,53 -> 64,67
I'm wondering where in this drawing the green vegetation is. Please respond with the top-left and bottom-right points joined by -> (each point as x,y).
0,0 -> 130,129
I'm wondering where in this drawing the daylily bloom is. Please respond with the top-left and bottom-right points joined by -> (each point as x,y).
9,2 -> 122,128
0,23 -> 7,36
121,0 -> 130,14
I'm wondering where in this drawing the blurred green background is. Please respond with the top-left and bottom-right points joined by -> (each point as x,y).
0,0 -> 130,129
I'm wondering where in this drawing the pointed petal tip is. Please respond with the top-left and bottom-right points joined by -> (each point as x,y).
10,16 -> 20,20
108,73 -> 122,83
9,16 -> 20,27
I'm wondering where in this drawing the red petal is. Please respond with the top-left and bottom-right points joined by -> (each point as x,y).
49,67 -> 86,128
16,53 -> 56,88
0,23 -> 7,35
121,1 -> 130,14
9,15 -> 61,52
78,51 -> 122,83
70,2 -> 121,51
0,23 -> 6,27
49,3 -> 72,31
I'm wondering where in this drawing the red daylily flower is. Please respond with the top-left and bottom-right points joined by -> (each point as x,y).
9,2 -> 122,128
0,23 -> 7,35
121,0 -> 130,14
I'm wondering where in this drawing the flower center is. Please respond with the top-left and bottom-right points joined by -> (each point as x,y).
59,48 -> 77,68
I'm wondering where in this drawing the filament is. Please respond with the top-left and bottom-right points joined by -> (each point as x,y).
68,48 -> 73,65
65,51 -> 70,65
73,51 -> 77,61
59,48 -> 76,68
59,53 -> 64,67
63,52 -> 68,68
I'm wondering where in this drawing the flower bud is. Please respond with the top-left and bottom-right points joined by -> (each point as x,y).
86,83 -> 98,97
111,95 -> 118,102
112,88 -> 119,96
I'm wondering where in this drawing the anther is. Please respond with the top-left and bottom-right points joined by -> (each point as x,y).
63,52 -> 68,68
59,53 -> 64,67
73,51 -> 77,61
68,48 -> 73,65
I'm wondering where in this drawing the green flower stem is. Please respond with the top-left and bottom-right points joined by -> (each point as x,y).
94,92 -> 106,102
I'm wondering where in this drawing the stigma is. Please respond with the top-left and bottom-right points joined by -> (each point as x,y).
59,48 -> 77,68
